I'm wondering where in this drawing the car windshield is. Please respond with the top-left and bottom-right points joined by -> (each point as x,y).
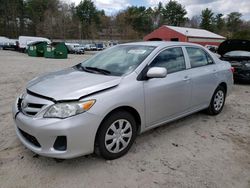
224,50 -> 250,57
79,45 -> 155,76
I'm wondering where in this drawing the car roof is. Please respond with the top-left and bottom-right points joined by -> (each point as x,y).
120,41 -> 203,48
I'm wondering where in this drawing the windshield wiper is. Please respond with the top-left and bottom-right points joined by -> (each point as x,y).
82,66 -> 111,75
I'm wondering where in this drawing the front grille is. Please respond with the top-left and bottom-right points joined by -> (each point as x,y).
18,92 -> 54,117
21,101 -> 45,117
19,128 -> 41,148
27,103 -> 44,108
17,98 -> 22,110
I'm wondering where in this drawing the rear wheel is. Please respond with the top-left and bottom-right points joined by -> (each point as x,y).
95,111 -> 137,160
206,86 -> 226,115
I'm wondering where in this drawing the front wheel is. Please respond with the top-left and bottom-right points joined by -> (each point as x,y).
95,111 -> 137,160
206,86 -> 226,115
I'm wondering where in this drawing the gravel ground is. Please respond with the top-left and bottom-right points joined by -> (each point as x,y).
0,50 -> 249,188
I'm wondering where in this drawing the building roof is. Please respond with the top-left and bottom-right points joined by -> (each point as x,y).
165,25 -> 225,39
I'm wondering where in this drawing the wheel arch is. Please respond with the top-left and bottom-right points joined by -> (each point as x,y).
218,82 -> 227,95
210,82 -> 227,102
94,106 -> 142,147
206,81 -> 227,115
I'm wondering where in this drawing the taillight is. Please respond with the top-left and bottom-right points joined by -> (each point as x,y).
230,67 -> 235,73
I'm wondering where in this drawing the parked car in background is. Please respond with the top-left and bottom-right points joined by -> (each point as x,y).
0,36 -> 18,51
84,44 -> 91,50
65,42 -> 80,54
105,41 -> 118,48
90,44 -> 97,51
4,39 -> 18,51
65,43 -> 75,54
74,45 -> 85,54
84,44 -> 91,51
85,44 -> 97,51
65,44 -> 74,54
13,41 -> 233,160
0,36 -> 10,49
96,43 -> 104,51
205,45 -> 218,53
218,39 -> 250,82
18,36 -> 51,53
65,43 -> 83,54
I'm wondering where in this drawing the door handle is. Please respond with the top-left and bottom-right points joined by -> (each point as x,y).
183,76 -> 190,81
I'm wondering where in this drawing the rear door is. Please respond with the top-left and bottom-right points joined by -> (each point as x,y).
184,47 -> 219,109
143,47 -> 192,127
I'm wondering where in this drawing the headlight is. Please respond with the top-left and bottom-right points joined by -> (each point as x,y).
18,89 -> 27,99
44,100 -> 95,118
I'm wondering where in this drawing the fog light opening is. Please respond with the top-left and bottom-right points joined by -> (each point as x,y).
53,136 -> 67,151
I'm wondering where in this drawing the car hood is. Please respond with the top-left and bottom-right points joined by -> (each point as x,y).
218,39 -> 250,56
27,67 -> 122,101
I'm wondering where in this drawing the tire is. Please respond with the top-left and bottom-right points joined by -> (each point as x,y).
95,111 -> 137,160
206,85 -> 226,115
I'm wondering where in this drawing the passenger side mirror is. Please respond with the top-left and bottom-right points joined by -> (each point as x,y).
146,67 -> 167,78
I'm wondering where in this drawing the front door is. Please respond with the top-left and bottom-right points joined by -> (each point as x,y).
143,47 -> 191,127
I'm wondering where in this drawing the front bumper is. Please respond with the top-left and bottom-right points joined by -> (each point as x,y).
12,98 -> 102,159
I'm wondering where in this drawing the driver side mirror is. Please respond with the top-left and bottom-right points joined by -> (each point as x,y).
146,67 -> 167,78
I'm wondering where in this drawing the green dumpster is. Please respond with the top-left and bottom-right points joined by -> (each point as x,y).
27,41 -> 47,57
44,42 -> 68,59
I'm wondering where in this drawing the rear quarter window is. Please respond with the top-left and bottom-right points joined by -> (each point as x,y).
186,47 -> 214,68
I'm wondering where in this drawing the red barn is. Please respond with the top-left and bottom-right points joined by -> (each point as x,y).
144,25 -> 225,47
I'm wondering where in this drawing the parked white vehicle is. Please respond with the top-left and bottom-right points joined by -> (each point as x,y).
0,36 -> 10,46
65,43 -> 82,54
85,44 -> 97,51
18,36 -> 51,52
0,36 -> 17,50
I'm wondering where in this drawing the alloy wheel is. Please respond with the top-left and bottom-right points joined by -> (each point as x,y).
213,90 -> 224,111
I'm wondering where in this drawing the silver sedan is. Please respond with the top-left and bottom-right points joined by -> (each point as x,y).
12,41 -> 233,159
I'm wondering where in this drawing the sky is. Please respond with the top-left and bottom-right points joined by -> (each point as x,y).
66,0 -> 250,20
